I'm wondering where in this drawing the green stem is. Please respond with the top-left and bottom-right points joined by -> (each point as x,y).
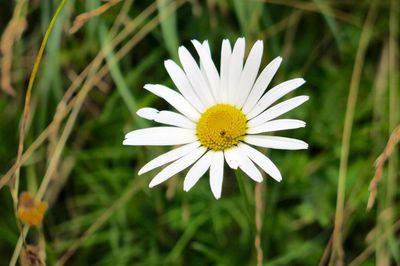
235,169 -> 254,229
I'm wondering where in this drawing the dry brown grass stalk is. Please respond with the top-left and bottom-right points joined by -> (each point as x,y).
330,1 -> 378,264
282,11 -> 301,60
0,0 -> 27,96
367,125 -> 400,210
69,0 -> 122,34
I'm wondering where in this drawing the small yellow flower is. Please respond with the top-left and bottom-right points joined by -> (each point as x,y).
17,192 -> 48,226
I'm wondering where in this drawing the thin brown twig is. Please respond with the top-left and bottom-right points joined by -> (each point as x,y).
367,125 -> 400,209
319,236 -> 333,266
282,11 -> 302,61
261,10 -> 301,39
69,0 -> 122,34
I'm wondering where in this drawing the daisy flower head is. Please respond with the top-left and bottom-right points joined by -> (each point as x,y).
123,38 -> 308,199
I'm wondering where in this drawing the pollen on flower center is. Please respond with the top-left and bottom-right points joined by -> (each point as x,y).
196,104 -> 247,151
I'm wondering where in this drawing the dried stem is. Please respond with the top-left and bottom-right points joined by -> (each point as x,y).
0,0 -> 27,96
330,1 -> 377,264
69,0 -> 122,34
367,125 -> 400,209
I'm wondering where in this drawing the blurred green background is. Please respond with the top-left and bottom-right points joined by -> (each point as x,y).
0,0 -> 398,265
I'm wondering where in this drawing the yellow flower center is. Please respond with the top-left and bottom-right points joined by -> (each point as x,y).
196,104 -> 247,151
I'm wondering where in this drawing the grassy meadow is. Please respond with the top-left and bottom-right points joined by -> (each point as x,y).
0,0 -> 399,265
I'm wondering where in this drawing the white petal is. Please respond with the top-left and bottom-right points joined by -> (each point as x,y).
178,46 -> 215,106
223,148 -> 239,169
149,146 -> 207,187
242,56 -> 282,114
237,143 -> 282,182
136,107 -> 158,120
225,147 -> 263,182
192,40 -> 220,101
136,107 -> 196,129
247,119 -> 306,134
138,141 -> 201,175
183,150 -> 214,191
209,151 -> 224,199
245,135 -> 309,150
235,40 -> 264,108
220,39 -> 232,103
227,38 -> 245,104
247,78 -> 306,119
164,60 -> 206,112
144,84 -> 200,121
248,96 -> 309,127
123,127 -> 196,146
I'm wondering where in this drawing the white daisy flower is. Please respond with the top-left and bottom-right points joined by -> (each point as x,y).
123,38 -> 308,199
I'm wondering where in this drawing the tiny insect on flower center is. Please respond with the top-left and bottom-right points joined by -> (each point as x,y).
196,104 -> 247,151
